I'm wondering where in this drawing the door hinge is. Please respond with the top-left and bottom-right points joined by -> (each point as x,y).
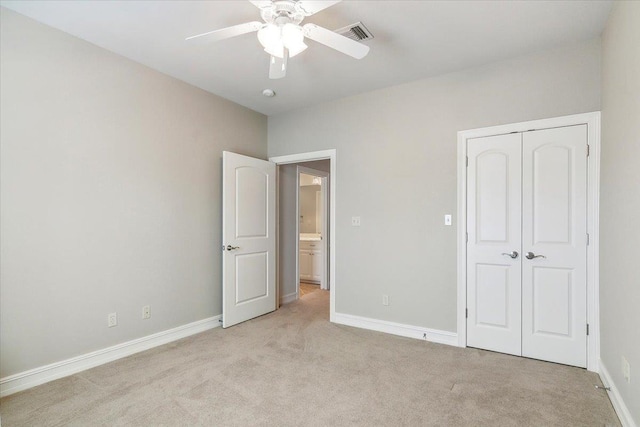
466,308 -> 468,319
587,145 -> 590,157
466,156 -> 469,167
587,323 -> 589,336
466,232 -> 469,243
587,233 -> 590,245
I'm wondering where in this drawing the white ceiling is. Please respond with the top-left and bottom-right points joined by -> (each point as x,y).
1,0 -> 612,116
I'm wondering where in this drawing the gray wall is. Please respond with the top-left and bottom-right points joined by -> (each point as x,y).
269,39 -> 601,332
600,1 -> 640,422
278,160 -> 330,300
0,9 -> 267,377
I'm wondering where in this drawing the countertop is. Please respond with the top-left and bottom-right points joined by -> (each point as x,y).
300,233 -> 322,241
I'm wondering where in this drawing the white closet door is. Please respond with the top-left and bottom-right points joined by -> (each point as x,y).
521,125 -> 588,367
466,133 -> 522,356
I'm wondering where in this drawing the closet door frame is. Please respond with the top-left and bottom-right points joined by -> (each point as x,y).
456,112 -> 601,372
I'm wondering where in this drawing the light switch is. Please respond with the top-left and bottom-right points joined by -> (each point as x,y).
351,216 -> 361,226
444,214 -> 452,226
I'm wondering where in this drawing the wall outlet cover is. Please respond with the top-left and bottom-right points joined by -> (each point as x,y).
622,356 -> 631,383
108,312 -> 117,328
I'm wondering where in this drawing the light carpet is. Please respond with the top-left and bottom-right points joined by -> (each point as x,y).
0,290 -> 619,426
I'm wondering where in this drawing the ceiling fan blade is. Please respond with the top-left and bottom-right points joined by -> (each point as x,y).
302,23 -> 370,59
185,21 -> 262,44
250,0 -> 340,15
296,1 -> 342,16
249,1 -> 273,9
269,52 -> 288,79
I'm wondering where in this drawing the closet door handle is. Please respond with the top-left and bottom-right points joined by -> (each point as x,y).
525,252 -> 545,260
501,251 -> 519,259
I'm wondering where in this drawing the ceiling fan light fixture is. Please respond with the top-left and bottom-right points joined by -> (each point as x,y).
258,23 -> 306,59
258,24 -> 286,57
282,24 -> 307,57
286,41 -> 307,57
257,24 -> 280,49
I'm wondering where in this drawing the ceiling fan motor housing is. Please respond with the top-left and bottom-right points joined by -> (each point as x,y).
260,0 -> 305,26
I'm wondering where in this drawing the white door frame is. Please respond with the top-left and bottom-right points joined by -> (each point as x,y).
296,166 -> 330,293
269,150 -> 337,322
456,112 -> 601,372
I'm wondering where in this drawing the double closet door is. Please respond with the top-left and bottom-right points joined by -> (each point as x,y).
466,125 -> 588,368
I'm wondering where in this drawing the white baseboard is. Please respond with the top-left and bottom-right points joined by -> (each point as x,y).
333,312 -> 458,347
280,291 -> 298,305
0,315 -> 221,398
599,360 -> 637,427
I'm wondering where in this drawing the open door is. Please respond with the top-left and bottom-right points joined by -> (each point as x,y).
222,151 -> 276,328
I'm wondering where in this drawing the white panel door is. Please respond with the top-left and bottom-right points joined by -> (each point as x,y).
521,125 -> 588,367
222,151 -> 276,328
466,133 -> 522,356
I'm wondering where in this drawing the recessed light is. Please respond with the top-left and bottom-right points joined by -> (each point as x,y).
262,89 -> 276,97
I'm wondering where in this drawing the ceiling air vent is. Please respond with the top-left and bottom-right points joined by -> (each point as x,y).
335,22 -> 374,42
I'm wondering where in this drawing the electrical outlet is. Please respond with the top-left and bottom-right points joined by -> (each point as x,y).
142,305 -> 151,320
382,295 -> 389,306
351,216 -> 361,226
622,356 -> 631,383
108,312 -> 117,328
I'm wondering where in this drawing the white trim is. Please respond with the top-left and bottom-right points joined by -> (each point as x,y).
269,150 -> 337,322
275,164 -> 281,308
320,175 -> 328,290
295,168 -> 300,300
456,127 -> 468,349
586,114 -> 601,372
456,112 -> 601,371
599,360 -> 637,427
271,150 -> 336,164
0,316 -> 220,397
334,313 -> 458,347
279,291 -> 298,305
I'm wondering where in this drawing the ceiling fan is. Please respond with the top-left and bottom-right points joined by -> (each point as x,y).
185,0 -> 370,79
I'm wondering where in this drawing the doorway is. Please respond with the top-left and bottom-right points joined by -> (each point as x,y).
457,112 -> 601,372
297,166 -> 329,296
221,150 -> 336,328
270,150 -> 337,321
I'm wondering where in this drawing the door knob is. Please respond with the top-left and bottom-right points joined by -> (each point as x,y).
525,252 -> 546,260
225,245 -> 240,251
501,251 -> 519,259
